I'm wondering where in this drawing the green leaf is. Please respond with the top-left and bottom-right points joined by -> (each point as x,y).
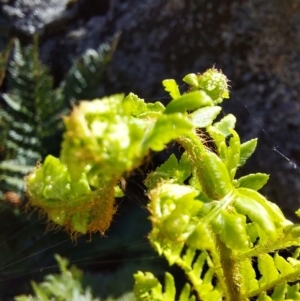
212,210 -> 249,251
211,114 -> 236,137
239,139 -> 257,167
145,153 -> 192,190
148,183 -> 202,246
273,253 -> 294,276
182,248 -> 197,268
123,92 -> 148,116
258,254 -> 279,286
134,271 -> 162,301
164,91 -> 213,114
143,114 -> 193,151
31,282 -> 49,301
26,155 -> 116,235
147,101 -> 166,113
286,283 -> 300,300
197,151 -> 233,199
163,273 -> 176,300
26,155 -> 90,202
145,154 -> 178,187
162,79 -> 181,99
189,106 -> 222,128
123,93 -> 165,118
239,258 -> 259,293
237,173 -> 269,190
179,283 -> 195,301
182,73 -> 199,87
235,191 -> 278,241
271,282 -> 287,300
237,187 -> 286,227
187,222 -> 214,250
134,271 -> 178,301
60,95 -> 147,184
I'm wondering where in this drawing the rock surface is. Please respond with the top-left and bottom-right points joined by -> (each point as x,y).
1,0 -> 300,218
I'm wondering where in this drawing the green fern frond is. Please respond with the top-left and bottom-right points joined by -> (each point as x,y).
59,32 -> 120,104
14,255 -> 99,301
134,271 -> 196,301
15,254 -> 136,301
0,38 -> 61,196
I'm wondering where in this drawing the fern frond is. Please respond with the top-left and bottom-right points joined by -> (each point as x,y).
14,255 -> 100,301
59,32 -> 120,104
0,38 -> 62,196
134,271 -> 195,301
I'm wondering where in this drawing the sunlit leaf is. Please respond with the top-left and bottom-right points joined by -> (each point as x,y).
189,106 -> 222,128
164,91 -> 213,114
237,173 -> 269,190
239,139 -> 257,167
211,114 -> 236,137
162,79 -> 181,99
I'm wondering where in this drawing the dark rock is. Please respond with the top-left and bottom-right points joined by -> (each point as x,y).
1,0 -> 78,37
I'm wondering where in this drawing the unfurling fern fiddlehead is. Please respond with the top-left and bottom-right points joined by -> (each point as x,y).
25,68 -> 300,300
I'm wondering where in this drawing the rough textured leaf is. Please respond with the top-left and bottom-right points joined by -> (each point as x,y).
148,183 -> 202,243
237,187 -> 286,227
196,68 -> 230,104
211,114 -> 236,137
258,254 -> 279,286
237,173 -> 269,190
145,153 -> 192,190
198,151 -> 233,199
123,92 -> 148,116
189,106 -> 222,128
187,222 -> 214,250
212,210 -> 249,251
235,191 -> 277,241
239,258 -> 259,294
26,155 -> 116,235
239,139 -> 258,167
143,114 -> 193,151
274,253 -> 294,276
